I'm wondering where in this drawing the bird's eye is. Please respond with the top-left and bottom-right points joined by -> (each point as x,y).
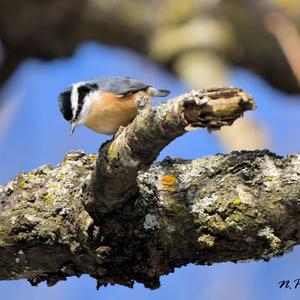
77,84 -> 97,103
78,86 -> 91,96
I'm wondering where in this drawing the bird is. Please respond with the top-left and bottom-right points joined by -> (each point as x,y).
58,76 -> 170,135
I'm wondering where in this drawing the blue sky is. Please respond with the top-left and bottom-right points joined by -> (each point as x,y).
1,42 -> 300,300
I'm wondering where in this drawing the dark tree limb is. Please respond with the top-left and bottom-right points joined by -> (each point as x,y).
2,87 -> 298,290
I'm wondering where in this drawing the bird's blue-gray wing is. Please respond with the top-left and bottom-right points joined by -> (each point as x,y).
91,76 -> 151,96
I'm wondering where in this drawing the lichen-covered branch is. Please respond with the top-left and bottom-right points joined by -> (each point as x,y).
90,87 -> 255,216
1,150 -> 300,289
0,87 -> 296,290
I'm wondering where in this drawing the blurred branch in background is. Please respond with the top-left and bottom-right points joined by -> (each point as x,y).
265,11 -> 300,86
0,0 -> 300,94
3,0 -> 298,150
0,93 -> 23,146
218,118 -> 269,151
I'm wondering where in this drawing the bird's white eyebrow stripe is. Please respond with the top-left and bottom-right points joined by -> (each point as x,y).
71,83 -> 80,120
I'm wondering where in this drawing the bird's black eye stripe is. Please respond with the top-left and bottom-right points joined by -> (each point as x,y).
76,83 -> 98,118
58,90 -> 72,121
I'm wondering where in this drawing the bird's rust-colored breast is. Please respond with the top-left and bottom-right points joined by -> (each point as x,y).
83,91 -> 140,135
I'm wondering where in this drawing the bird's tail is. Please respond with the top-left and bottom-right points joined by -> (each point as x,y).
149,87 -> 170,97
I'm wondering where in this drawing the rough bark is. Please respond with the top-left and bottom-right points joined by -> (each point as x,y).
0,87 -> 299,290
0,0 -> 299,94
1,150 -> 300,289
91,87 -> 254,216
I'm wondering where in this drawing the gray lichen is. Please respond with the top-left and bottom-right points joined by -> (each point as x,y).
1,150 -> 300,289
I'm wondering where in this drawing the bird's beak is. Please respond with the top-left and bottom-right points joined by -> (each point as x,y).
70,121 -> 77,135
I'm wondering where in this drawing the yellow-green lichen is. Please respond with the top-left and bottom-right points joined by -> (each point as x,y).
44,193 -> 53,202
59,174 -> 66,181
233,198 -> 241,206
163,194 -> 189,218
107,144 -> 119,160
28,172 -> 35,182
17,175 -> 27,189
198,234 -> 215,248
89,154 -> 98,161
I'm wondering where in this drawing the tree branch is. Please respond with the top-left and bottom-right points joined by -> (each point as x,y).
90,87 -> 255,216
1,150 -> 300,289
5,87 -> 296,290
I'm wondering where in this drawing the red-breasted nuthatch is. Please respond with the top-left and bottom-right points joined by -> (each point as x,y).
58,76 -> 170,135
